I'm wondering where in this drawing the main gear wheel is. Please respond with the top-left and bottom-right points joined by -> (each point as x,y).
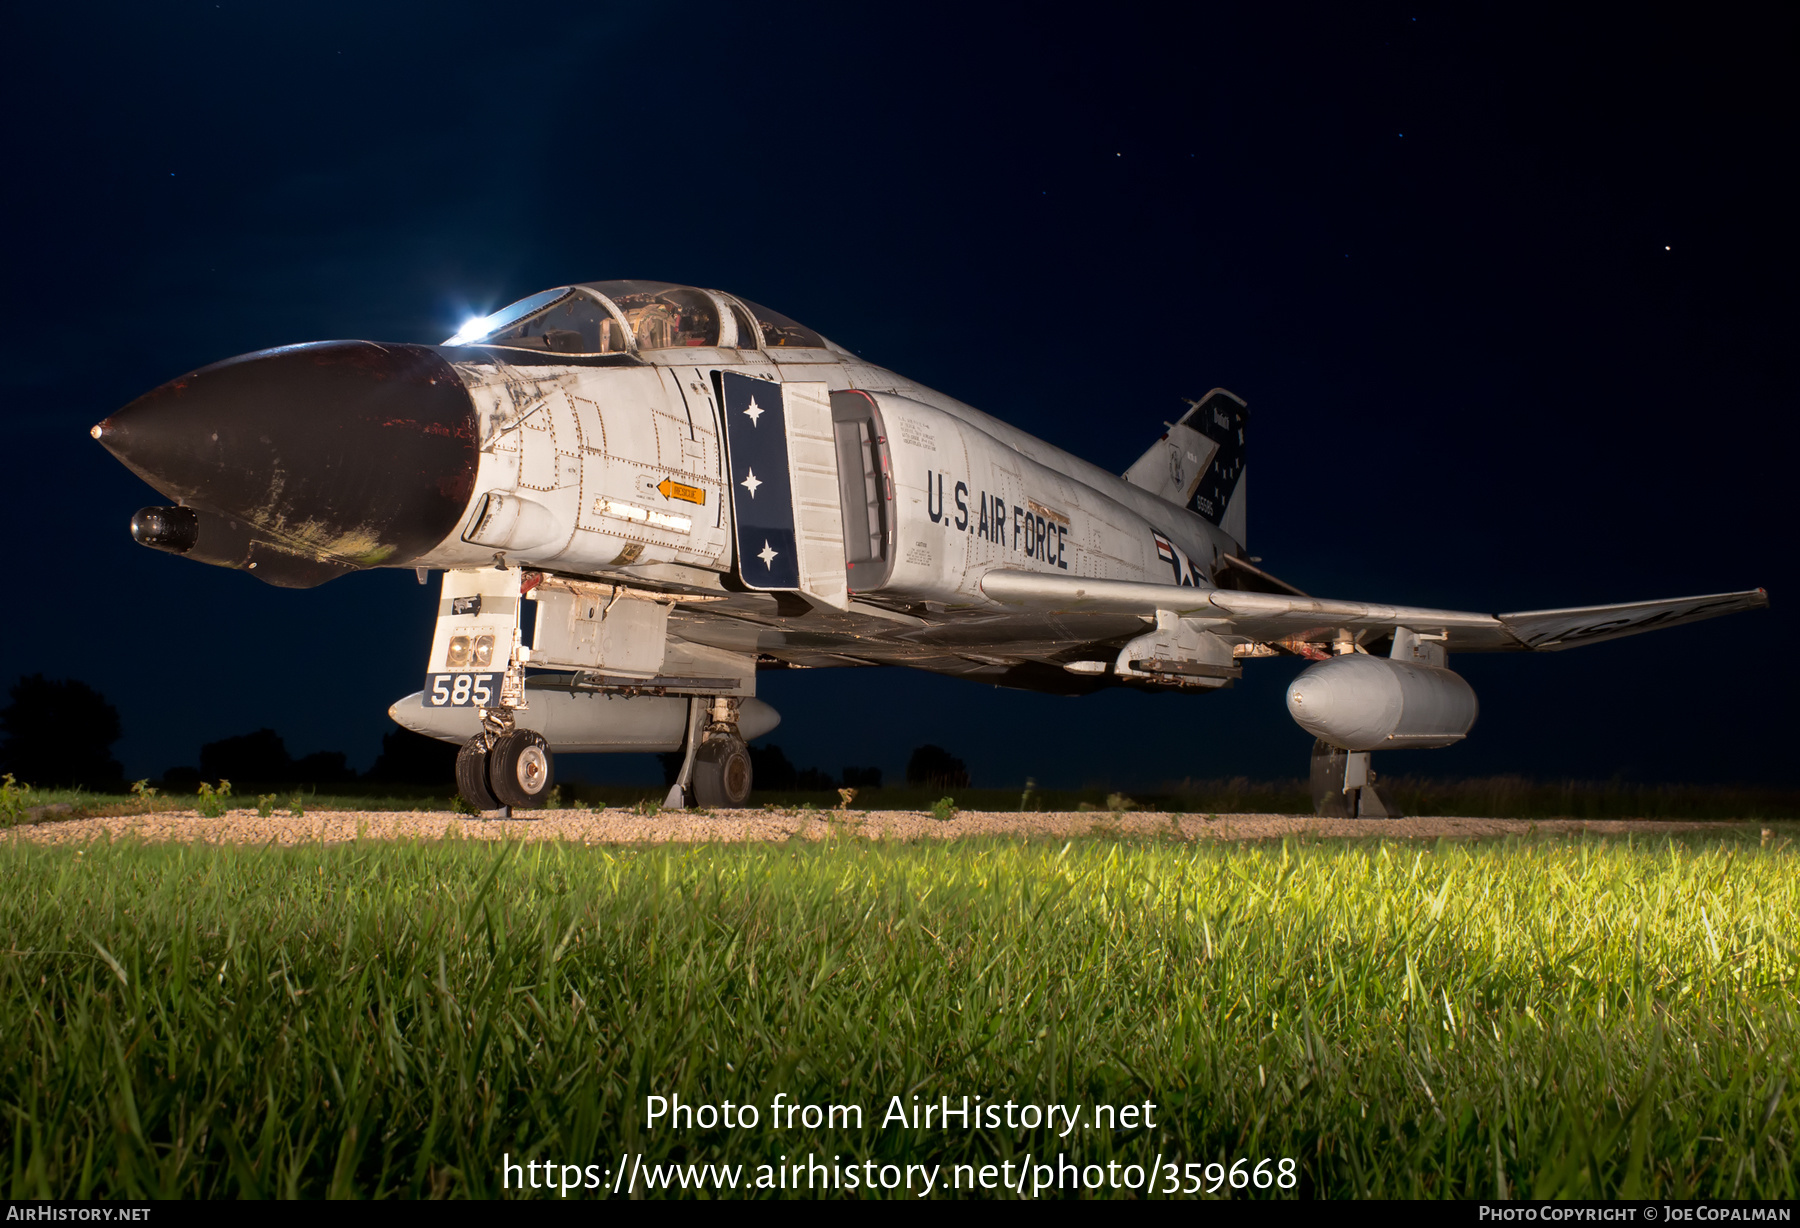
692,737 -> 752,808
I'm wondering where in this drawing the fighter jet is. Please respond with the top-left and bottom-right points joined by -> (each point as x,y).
93,280 -> 1770,815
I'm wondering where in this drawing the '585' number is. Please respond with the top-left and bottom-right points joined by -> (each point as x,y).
425,673 -> 499,707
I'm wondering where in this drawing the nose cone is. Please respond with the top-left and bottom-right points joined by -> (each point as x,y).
94,341 -> 478,584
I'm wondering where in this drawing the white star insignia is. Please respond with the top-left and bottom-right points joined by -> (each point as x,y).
740,468 -> 762,498
743,396 -> 765,426
757,540 -> 779,569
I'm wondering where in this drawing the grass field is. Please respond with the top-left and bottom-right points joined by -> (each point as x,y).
8,774 -> 1800,825
3,829 -> 1796,1198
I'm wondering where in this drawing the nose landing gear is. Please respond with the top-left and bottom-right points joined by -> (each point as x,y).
456,712 -> 556,816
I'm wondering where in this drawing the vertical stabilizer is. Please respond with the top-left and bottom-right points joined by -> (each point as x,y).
1122,388 -> 1247,547
1183,389 -> 1246,547
1121,421 -> 1214,506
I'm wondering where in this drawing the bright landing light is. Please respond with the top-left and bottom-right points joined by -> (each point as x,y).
445,315 -> 493,345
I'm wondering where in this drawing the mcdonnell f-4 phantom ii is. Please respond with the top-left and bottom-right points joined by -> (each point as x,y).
94,280 -> 1770,815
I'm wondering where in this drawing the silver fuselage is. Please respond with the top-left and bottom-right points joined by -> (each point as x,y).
422,346 -> 1241,597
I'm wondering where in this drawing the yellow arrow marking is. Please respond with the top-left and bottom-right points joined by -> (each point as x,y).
657,478 -> 706,505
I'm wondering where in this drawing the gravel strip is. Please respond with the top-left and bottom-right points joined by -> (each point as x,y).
2,809 -> 1756,847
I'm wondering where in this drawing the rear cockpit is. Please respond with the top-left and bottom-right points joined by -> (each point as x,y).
443,281 -> 837,356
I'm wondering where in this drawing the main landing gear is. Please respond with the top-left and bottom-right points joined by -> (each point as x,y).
457,710 -> 555,816
1309,738 -> 1400,819
664,696 -> 753,810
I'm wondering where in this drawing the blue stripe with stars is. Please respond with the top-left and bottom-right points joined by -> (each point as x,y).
720,370 -> 802,590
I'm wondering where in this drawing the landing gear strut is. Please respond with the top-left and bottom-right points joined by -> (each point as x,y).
1309,738 -> 1400,818
663,696 -> 753,809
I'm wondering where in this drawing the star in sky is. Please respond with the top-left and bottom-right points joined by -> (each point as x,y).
743,396 -> 765,426
757,541 -> 778,569
740,468 -> 762,498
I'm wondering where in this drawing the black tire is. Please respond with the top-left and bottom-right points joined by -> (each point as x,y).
692,737 -> 753,808
456,737 -> 500,813
490,730 -> 554,810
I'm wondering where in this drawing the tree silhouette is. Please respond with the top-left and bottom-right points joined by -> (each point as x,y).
293,751 -> 356,784
0,675 -> 126,790
367,727 -> 457,784
906,744 -> 969,789
199,728 -> 293,783
747,743 -> 798,790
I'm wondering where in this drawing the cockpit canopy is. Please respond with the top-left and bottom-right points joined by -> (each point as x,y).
443,280 -> 832,355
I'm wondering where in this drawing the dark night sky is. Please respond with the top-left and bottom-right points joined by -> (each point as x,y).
2,4 -> 1793,789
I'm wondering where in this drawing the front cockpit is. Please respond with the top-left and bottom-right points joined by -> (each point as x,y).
443,281 -> 833,355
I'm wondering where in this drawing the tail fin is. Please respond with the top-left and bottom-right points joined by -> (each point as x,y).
1122,388 -> 1248,546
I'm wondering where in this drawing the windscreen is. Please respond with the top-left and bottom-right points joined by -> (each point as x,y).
445,288 -> 631,354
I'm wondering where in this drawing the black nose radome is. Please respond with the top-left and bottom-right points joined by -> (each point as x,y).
95,341 -> 478,587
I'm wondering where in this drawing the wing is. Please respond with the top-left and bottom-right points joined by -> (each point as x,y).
977,571 -> 1769,653
1488,589 -> 1772,650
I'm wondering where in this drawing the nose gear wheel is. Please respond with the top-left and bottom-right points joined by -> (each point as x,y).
490,730 -> 554,810
456,736 -> 501,813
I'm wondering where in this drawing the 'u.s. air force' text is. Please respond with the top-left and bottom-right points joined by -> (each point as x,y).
923,471 -> 1069,569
